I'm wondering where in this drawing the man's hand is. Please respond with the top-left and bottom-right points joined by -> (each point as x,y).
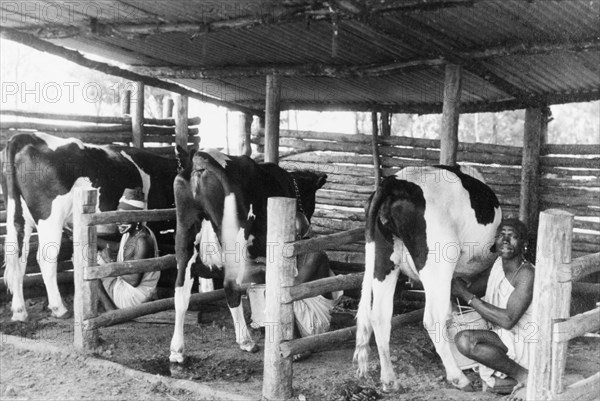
451,277 -> 471,300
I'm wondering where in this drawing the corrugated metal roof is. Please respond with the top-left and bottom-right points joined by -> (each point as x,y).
1,0 -> 598,113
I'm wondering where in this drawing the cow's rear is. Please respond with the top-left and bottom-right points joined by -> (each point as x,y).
354,165 -> 501,392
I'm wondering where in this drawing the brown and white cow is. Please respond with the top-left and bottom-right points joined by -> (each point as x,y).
1,132 -> 178,321
169,148 -> 327,363
354,165 -> 501,392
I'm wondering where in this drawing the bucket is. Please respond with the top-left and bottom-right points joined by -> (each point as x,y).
247,284 -> 266,328
446,307 -> 489,370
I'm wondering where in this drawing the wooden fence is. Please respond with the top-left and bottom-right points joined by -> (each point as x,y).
0,109 -> 200,154
253,129 -> 600,268
527,210 -> 600,401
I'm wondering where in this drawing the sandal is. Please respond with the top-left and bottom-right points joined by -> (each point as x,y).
482,377 -> 518,395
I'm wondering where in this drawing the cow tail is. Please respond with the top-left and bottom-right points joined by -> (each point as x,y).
354,179 -> 391,377
2,138 -> 28,295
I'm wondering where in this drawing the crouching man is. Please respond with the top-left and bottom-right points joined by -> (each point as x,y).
97,187 -> 161,310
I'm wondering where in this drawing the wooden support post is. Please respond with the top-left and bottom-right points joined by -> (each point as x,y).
520,107 -> 544,247
439,64 -> 462,166
371,111 -> 382,187
162,96 -> 174,118
262,197 -> 296,401
131,81 -> 144,148
73,188 -> 100,349
175,94 -> 189,150
256,115 -> 265,153
265,73 -> 281,164
381,111 -> 391,137
527,209 -> 573,401
120,89 -> 131,115
238,112 -> 253,156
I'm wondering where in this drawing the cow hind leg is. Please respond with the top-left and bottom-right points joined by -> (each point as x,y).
36,219 -> 69,318
170,263 -> 194,363
371,266 -> 401,392
4,199 -> 33,321
420,264 -> 471,389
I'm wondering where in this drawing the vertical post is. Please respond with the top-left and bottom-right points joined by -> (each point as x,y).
175,94 -> 189,151
238,112 -> 253,156
162,96 -> 174,119
371,111 -> 382,187
439,64 -> 462,166
120,89 -> 131,115
73,188 -> 99,349
131,81 -> 145,149
265,73 -> 281,164
520,107 -> 543,246
256,115 -> 265,153
263,197 -> 296,401
381,111 -> 391,137
527,209 -> 573,401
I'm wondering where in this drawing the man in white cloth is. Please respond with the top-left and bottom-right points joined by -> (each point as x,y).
97,187 -> 160,310
452,218 -> 536,400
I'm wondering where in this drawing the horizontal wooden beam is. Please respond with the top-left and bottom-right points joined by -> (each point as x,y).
131,39 -> 600,80
279,308 -> 424,358
84,255 -> 176,280
83,288 -> 228,330
569,252 -> 600,282
552,307 -> 600,343
282,272 -> 364,304
290,228 -> 363,256
556,372 -> 600,401
237,88 -> 599,114
84,208 -> 176,226
132,59 -> 446,79
0,109 -> 201,126
0,28 -> 260,115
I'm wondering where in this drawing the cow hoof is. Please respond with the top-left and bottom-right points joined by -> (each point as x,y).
382,380 -> 405,393
11,310 -> 28,322
50,305 -> 70,319
169,351 -> 185,364
239,341 -> 259,353
52,309 -> 72,319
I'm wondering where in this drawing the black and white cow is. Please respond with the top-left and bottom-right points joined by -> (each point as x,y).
1,132 -> 178,321
354,165 -> 501,392
169,148 -> 327,363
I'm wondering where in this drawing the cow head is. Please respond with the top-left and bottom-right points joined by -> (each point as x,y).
289,170 -> 327,221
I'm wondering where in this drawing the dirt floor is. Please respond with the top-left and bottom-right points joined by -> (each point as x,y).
1,295 -> 598,401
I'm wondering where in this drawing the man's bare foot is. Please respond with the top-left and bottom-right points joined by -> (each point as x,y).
504,382 -> 526,401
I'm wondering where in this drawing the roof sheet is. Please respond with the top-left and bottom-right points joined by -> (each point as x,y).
1,0 -> 598,113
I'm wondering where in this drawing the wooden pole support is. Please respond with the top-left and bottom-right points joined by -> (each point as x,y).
262,197 -> 296,401
238,112 -> 253,156
371,111 -> 382,187
162,97 -> 174,118
527,209 -> 573,400
121,89 -> 131,115
132,81 -> 145,149
175,94 -> 189,150
73,188 -> 100,349
520,107 -> 543,243
439,64 -> 462,166
265,73 -> 281,164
